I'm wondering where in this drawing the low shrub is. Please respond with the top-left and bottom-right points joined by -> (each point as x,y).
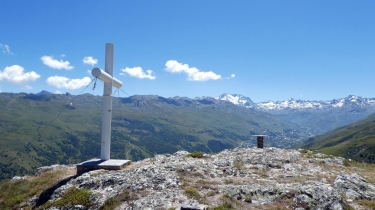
100,189 -> 131,210
42,187 -> 92,208
186,151 -> 204,158
185,187 -> 200,198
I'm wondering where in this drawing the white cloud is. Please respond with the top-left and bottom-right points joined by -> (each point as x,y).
225,74 -> 236,79
0,65 -> 40,85
55,90 -> 62,94
83,56 -> 98,66
40,56 -> 74,70
46,76 -> 91,90
24,85 -> 32,89
0,43 -> 14,55
165,60 -> 221,81
121,67 -> 156,80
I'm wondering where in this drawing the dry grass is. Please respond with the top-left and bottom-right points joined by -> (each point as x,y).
0,168 -> 75,210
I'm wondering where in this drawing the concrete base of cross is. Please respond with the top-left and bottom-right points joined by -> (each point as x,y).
76,159 -> 131,175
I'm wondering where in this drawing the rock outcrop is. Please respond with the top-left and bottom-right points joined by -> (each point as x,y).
3,148 -> 375,209
334,173 -> 375,200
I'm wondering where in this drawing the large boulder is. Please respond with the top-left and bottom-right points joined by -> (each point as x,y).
334,173 -> 375,200
294,181 -> 347,210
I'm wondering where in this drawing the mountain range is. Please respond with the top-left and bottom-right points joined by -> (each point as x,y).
215,93 -> 375,134
1,91 -> 375,182
0,92 -> 308,182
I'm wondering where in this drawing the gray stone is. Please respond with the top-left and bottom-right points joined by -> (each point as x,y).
294,181 -> 347,210
11,176 -> 29,181
178,203 -> 208,210
334,173 -> 375,200
35,164 -> 74,176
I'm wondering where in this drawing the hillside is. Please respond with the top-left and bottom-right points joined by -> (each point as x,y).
299,112 -> 375,163
0,92 -> 309,182
1,148 -> 374,209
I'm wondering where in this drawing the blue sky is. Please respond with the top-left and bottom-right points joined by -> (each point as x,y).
0,1 -> 374,102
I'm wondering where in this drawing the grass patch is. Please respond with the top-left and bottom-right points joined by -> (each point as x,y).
205,190 -> 217,197
343,159 -> 351,167
224,179 -> 234,184
233,161 -> 243,169
300,149 -> 309,154
185,187 -> 201,198
211,202 -> 235,210
41,187 -> 92,208
186,151 -> 204,158
0,169 -> 74,209
359,200 -> 375,210
100,189 -> 131,210
212,194 -> 241,209
196,179 -> 218,189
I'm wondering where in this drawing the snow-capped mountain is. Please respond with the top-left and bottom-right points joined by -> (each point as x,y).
215,93 -> 257,108
257,95 -> 375,111
215,93 -> 375,111
215,93 -> 375,135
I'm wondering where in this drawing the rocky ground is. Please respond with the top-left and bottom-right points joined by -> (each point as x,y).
2,147 -> 375,210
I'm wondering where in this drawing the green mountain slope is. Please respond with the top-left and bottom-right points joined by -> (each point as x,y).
0,92 -> 308,182
299,112 -> 375,163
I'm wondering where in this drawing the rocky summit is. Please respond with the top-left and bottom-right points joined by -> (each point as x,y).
1,148 -> 375,210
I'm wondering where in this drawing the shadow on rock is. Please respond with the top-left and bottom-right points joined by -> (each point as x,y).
33,175 -> 78,209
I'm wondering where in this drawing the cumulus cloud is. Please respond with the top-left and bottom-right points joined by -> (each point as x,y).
46,76 -> 91,90
55,90 -> 62,94
0,43 -> 13,55
40,56 -> 74,70
120,67 -> 156,80
83,56 -> 98,66
0,65 -> 40,85
165,60 -> 221,81
24,85 -> 32,89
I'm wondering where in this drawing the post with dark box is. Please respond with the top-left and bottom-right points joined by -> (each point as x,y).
257,136 -> 264,148
252,135 -> 267,149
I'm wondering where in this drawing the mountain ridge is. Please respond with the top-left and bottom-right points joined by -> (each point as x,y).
215,93 -> 375,110
299,112 -> 375,163
215,93 -> 375,135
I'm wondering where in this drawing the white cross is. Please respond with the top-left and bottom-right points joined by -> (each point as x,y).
91,43 -> 122,160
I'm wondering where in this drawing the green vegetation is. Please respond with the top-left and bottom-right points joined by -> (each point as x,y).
41,187 -> 92,208
298,112 -> 375,163
211,194 -> 238,210
184,187 -> 201,198
0,93 -> 304,182
100,190 -> 130,210
211,202 -> 235,210
359,200 -> 375,210
343,159 -> 351,167
233,160 -> 243,169
186,151 -> 204,158
0,169 -> 73,209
